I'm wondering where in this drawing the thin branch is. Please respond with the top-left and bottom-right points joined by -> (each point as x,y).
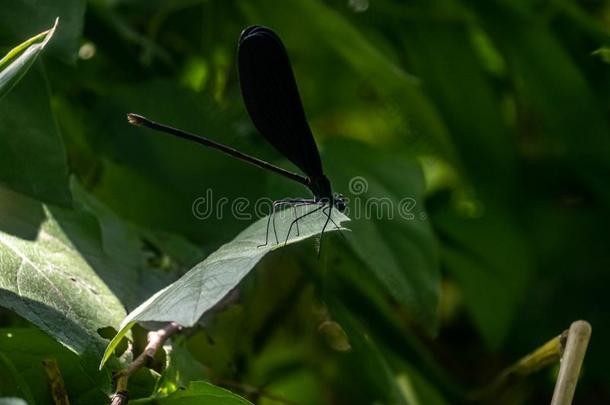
551,320 -> 592,405
110,322 -> 183,405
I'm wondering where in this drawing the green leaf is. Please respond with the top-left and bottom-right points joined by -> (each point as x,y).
329,300 -> 409,405
155,339 -> 208,396
0,399 -> 28,405
0,1 -> 86,63
0,187 -> 126,356
0,64 -> 71,206
131,381 -> 253,405
322,140 -> 441,331
70,179 -> 175,308
0,327 -> 110,404
264,140 -> 440,331
434,205 -> 531,348
0,18 -> 57,100
100,208 -> 349,368
472,1 -> 610,191
593,47 -> 610,64
0,19 -> 70,206
397,20 -> 515,196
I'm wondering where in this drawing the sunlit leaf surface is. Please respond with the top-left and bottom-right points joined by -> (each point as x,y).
101,207 -> 349,367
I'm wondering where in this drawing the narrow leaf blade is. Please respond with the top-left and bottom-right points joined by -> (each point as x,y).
0,18 -> 58,100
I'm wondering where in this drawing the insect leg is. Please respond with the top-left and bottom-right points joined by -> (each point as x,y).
270,199 -> 314,245
322,205 -> 347,240
258,199 -> 300,247
317,205 -> 334,258
284,203 -> 324,245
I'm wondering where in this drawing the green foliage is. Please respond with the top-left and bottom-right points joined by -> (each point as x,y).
0,22 -> 71,206
0,19 -> 57,100
131,381 -> 253,404
0,328 -> 110,404
0,0 -> 609,404
0,399 -> 28,405
0,1 -> 85,62
323,140 -> 440,330
100,208 -> 349,368
0,186 -> 126,356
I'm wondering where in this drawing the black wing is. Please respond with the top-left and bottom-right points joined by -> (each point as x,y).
237,25 -> 324,179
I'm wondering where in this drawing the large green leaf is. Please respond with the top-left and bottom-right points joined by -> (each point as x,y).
0,64 -> 71,206
70,179 -> 176,309
131,381 -> 253,405
0,19 -> 57,100
0,327 -> 110,404
0,187 -> 126,356
101,208 -> 349,367
323,140 -> 441,331
433,205 -> 531,348
0,20 -> 70,206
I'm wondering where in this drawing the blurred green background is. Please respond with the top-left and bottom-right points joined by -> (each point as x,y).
1,0 -> 609,404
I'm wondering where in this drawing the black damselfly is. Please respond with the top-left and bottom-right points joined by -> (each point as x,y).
127,26 -> 346,255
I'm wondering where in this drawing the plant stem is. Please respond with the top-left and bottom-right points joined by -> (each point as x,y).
550,320 -> 592,405
110,322 -> 183,405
